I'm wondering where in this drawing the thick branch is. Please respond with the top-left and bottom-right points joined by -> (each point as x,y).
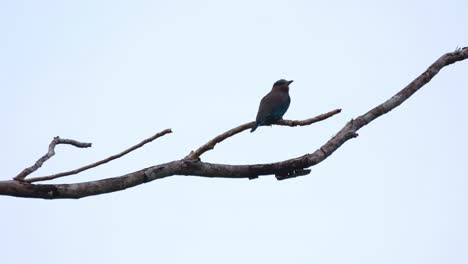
25,129 -> 172,183
185,109 -> 342,160
2,47 -> 467,199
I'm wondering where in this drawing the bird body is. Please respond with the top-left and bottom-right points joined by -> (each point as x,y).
251,79 -> 292,132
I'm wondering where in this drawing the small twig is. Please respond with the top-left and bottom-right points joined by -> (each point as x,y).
25,129 -> 172,183
14,137 -> 92,181
275,109 -> 342,126
185,109 -> 341,160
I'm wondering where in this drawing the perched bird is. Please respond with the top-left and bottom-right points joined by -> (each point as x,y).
251,79 -> 293,132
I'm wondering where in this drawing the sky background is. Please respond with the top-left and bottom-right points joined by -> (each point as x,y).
1,0 -> 468,263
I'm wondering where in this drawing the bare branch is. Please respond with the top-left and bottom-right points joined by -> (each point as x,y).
14,137 -> 92,181
275,109 -> 342,127
1,47 -> 467,199
25,129 -> 172,183
185,109 -> 342,160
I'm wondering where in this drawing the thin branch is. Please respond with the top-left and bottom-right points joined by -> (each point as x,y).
14,137 -> 92,181
275,109 -> 342,126
185,109 -> 342,160
25,129 -> 172,183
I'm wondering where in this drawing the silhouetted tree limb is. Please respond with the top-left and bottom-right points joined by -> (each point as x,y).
14,137 -> 92,181
1,47 -> 467,199
24,129 -> 172,183
185,108 -> 342,160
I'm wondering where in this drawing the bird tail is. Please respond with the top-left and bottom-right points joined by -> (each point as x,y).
250,123 -> 259,133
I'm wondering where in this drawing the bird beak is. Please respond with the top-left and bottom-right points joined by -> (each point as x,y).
287,80 -> 294,85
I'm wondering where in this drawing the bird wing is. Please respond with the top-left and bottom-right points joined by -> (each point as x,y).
256,91 -> 291,123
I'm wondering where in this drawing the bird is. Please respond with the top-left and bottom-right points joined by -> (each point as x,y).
251,79 -> 293,132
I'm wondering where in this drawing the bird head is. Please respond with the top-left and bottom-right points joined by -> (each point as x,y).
272,79 -> 293,93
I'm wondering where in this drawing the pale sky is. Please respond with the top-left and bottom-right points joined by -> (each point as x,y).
1,1 -> 468,263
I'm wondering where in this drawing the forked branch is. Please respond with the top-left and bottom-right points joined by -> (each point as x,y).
19,129 -> 172,183
14,137 -> 92,181
1,47 -> 467,199
185,108 -> 342,160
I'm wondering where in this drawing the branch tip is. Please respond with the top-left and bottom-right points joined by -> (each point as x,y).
13,137 -> 93,181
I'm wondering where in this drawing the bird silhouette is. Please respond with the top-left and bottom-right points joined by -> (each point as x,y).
251,79 -> 292,132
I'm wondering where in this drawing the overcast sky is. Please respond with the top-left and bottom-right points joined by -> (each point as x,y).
1,1 -> 468,263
